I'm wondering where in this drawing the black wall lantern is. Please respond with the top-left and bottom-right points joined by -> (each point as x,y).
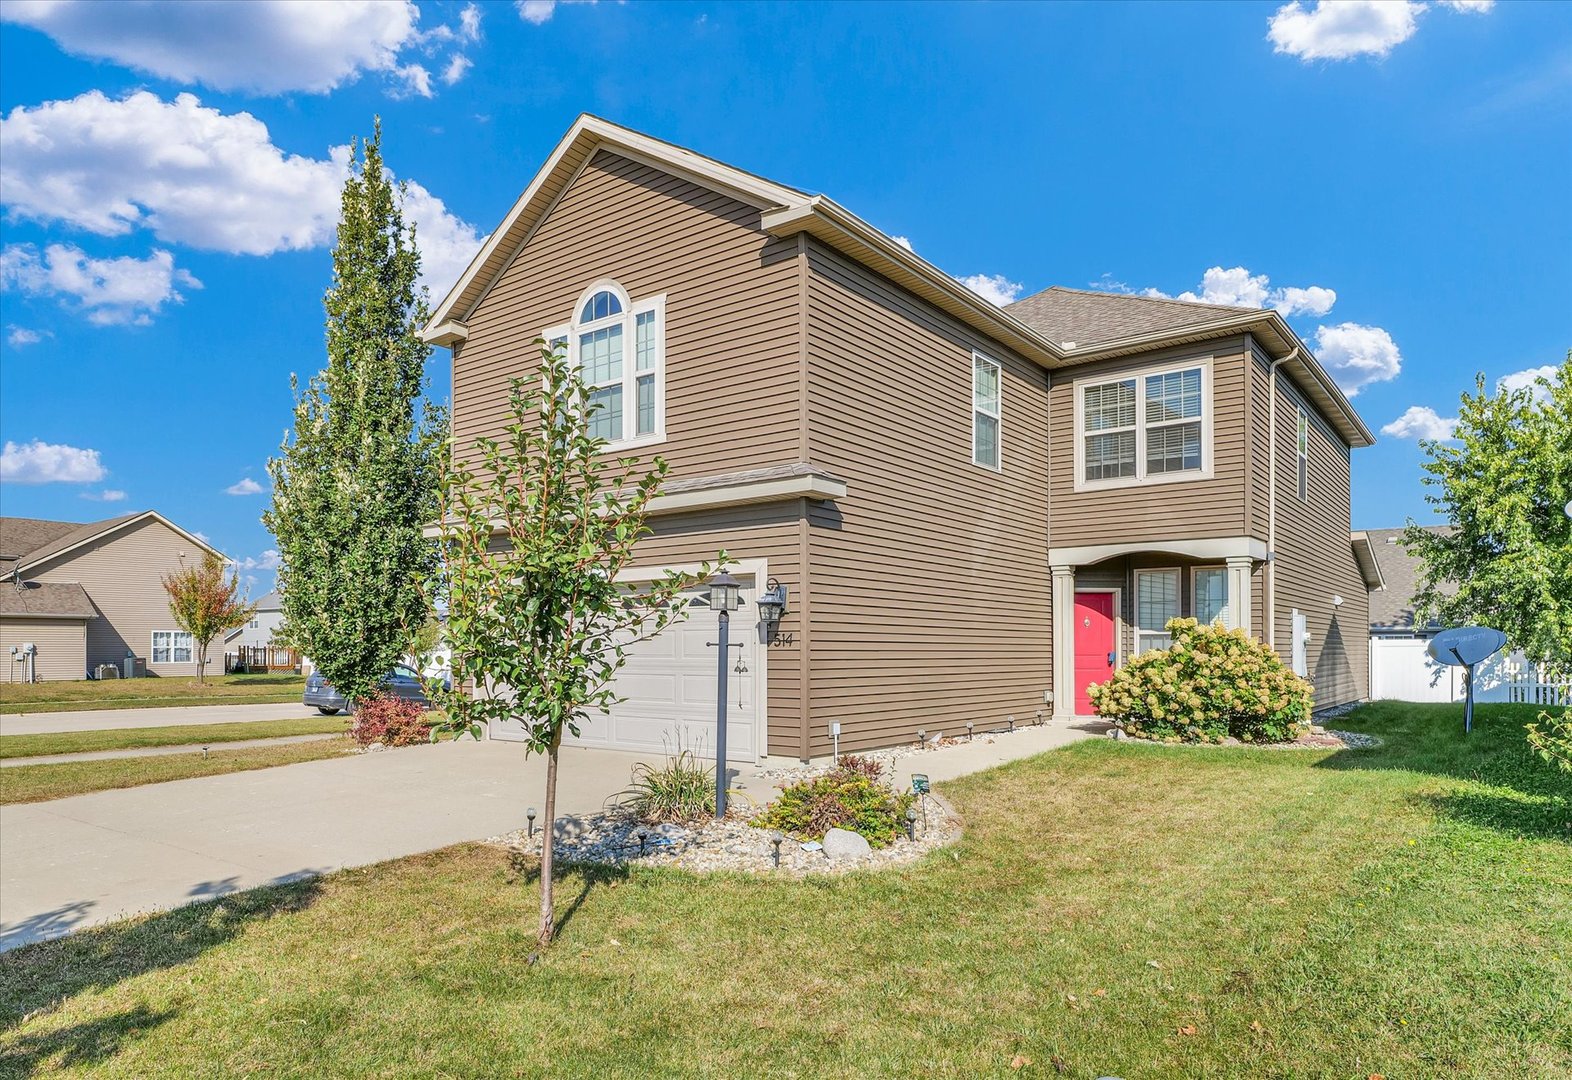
756,578 -> 788,627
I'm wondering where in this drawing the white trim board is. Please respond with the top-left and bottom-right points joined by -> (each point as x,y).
1049,536 -> 1269,568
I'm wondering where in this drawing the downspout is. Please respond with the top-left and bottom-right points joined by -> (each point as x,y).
1265,346 -> 1299,651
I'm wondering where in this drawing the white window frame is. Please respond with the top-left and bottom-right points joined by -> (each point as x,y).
1133,567 -> 1182,654
1191,565 -> 1230,628
1073,357 -> 1213,492
971,351 -> 1002,471
542,279 -> 667,451
152,630 -> 193,665
1296,407 -> 1309,502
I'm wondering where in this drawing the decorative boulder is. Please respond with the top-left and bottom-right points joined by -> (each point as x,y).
821,827 -> 872,863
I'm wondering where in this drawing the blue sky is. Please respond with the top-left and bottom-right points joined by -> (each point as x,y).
1,0 -> 1568,596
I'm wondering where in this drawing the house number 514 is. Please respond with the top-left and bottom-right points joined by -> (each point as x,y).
771,632 -> 795,646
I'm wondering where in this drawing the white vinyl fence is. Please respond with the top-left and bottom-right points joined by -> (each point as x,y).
1369,637 -> 1571,706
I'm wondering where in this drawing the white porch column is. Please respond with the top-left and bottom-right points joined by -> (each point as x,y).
1051,564 -> 1077,722
1226,555 -> 1254,636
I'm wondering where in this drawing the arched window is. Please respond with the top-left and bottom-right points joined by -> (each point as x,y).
544,280 -> 665,447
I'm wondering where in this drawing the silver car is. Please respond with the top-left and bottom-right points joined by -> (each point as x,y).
303,664 -> 443,715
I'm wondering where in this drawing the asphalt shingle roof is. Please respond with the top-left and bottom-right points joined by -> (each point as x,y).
0,513 -> 143,569
1005,285 -> 1256,348
1366,526 -> 1453,631
0,580 -> 95,618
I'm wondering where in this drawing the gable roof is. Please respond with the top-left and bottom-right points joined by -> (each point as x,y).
1365,526 -> 1453,631
1007,286 -> 1257,348
0,512 -> 223,574
0,580 -> 95,618
424,115 -> 1373,448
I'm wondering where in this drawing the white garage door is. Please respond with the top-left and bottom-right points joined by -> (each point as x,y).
489,573 -> 762,761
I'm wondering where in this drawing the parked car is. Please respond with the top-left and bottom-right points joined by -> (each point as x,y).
304,665 -> 447,714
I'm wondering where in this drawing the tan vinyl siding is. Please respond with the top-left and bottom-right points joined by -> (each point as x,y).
803,241 -> 1052,756
454,149 -> 802,484
1049,338 -> 1251,547
1,617 -> 88,682
30,518 -> 208,678
1262,373 -> 1369,707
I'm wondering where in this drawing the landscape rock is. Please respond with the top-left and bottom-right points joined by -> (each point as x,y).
821,827 -> 872,863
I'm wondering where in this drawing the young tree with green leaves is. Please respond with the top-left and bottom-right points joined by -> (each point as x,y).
162,553 -> 256,684
265,121 -> 446,708
429,343 -> 723,951
1403,355 -> 1572,671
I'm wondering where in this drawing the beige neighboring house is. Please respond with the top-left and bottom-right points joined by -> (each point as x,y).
0,511 -> 225,682
423,115 -> 1382,762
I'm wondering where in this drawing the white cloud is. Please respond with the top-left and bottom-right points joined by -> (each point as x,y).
0,91 -> 483,293
80,488 -> 128,502
459,3 -> 483,39
1498,365 -> 1558,400
0,0 -> 445,97
225,477 -> 265,496
1,439 -> 106,483
442,54 -> 473,85
1167,266 -> 1337,317
958,273 -> 1024,307
1268,1 -> 1423,61
2,243 -> 199,325
1268,0 -> 1494,63
518,1 -> 557,24
890,235 -> 914,252
1381,405 -> 1456,440
234,549 -> 283,572
1311,322 -> 1403,395
390,63 -> 434,99
6,325 -> 46,347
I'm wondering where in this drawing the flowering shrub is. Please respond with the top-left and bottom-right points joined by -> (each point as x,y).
1087,617 -> 1312,743
754,757 -> 916,847
349,694 -> 433,748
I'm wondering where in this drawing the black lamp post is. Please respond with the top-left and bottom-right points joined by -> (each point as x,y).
707,570 -> 743,819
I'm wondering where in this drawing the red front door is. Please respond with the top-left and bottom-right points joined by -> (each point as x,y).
1074,592 -> 1117,716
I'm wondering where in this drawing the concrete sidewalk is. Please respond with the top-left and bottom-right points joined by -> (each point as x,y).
0,721 -> 1103,951
1,702 -> 321,736
0,732 -> 340,768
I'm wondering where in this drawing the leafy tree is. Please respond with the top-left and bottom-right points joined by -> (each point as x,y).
265,121 -> 446,708
1525,710 -> 1572,773
162,553 -> 256,684
429,344 -> 723,951
1403,355 -> 1572,671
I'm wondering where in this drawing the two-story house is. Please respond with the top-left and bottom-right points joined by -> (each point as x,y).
423,116 -> 1380,762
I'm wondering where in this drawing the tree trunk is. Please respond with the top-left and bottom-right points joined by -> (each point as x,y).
536,726 -> 564,950
196,641 -> 207,685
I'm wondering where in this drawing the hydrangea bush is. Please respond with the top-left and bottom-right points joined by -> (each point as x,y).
1087,617 -> 1313,744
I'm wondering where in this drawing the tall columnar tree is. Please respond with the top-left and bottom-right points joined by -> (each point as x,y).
265,121 -> 447,707
162,553 -> 256,684
429,344 -> 723,951
1403,354 -> 1572,671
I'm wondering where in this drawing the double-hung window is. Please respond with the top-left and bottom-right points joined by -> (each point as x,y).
972,352 -> 1002,469
152,630 -> 193,664
1135,569 -> 1180,653
1076,362 -> 1209,489
544,280 -> 665,448
1296,408 -> 1309,501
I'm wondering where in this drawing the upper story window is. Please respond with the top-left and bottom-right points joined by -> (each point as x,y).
544,280 -> 665,448
1296,408 -> 1309,501
972,352 -> 1002,470
1074,360 -> 1211,491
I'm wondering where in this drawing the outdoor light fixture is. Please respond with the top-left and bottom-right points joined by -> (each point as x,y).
756,578 -> 788,627
1035,710 -> 1045,727
966,720 -> 974,741
1007,714 -> 1016,732
770,830 -> 784,868
1332,594 -> 1345,608
904,804 -> 918,841
637,831 -> 647,856
916,728 -> 926,748
526,806 -> 537,837
707,570 -> 742,613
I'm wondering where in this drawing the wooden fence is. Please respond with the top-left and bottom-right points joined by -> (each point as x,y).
225,646 -> 302,675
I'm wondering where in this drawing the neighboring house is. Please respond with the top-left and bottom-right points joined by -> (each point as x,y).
225,591 -> 284,650
1364,525 -> 1462,702
0,511 -> 225,682
422,116 -> 1380,761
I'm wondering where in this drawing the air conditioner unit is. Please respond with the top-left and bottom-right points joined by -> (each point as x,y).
95,663 -> 122,680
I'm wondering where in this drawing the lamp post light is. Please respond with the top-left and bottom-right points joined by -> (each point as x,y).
707,570 -> 744,819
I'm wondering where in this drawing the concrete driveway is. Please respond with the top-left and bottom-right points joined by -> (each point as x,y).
1,701 -> 323,736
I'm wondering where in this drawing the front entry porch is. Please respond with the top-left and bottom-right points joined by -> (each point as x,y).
1050,536 -> 1266,723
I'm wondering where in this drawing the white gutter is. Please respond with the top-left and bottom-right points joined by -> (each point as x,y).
1265,346 -> 1298,650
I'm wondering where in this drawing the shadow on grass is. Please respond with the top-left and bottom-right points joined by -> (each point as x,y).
505,849 -> 631,940
1316,702 -> 1571,842
0,878 -> 323,1032
0,1005 -> 174,1077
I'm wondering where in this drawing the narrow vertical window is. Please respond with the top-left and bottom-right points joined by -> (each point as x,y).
1083,379 -> 1137,481
973,352 -> 1001,469
1192,567 -> 1229,627
1135,569 -> 1180,653
1296,408 -> 1309,501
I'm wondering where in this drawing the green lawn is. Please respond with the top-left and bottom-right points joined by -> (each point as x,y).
0,740 -> 352,805
1,703 -> 1567,1077
0,717 -> 347,760
0,675 -> 305,715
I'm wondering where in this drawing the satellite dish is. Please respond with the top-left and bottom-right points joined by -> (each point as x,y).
1426,626 -> 1507,734
1427,627 -> 1507,667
